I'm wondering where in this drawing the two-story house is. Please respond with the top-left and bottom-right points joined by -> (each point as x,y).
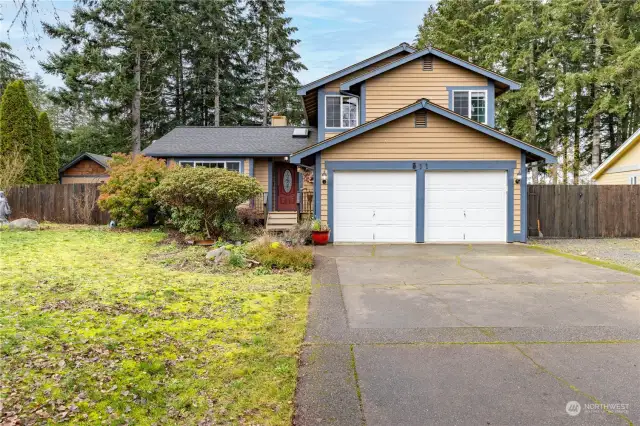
143,43 -> 556,243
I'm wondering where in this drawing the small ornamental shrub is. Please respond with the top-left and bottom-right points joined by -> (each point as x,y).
247,243 -> 313,271
98,153 -> 168,227
152,166 -> 262,239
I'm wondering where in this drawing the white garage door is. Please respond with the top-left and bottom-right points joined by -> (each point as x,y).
425,171 -> 507,242
334,171 -> 416,243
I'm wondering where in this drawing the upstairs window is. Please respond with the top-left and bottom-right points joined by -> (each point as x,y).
453,90 -> 487,124
326,95 -> 358,128
179,160 -> 241,172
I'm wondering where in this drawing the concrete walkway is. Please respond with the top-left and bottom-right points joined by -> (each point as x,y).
294,244 -> 640,425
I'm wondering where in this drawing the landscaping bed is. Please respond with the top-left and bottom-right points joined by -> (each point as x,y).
0,227 -> 311,424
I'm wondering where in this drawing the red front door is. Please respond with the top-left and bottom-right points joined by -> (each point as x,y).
277,163 -> 298,211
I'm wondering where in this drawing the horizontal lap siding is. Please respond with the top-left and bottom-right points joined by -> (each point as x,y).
365,56 -> 488,121
323,53 -> 410,93
596,139 -> 640,184
254,159 -> 269,192
320,113 -> 522,235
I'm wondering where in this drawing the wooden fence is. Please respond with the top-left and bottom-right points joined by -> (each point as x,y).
5,184 -> 111,225
528,184 -> 640,238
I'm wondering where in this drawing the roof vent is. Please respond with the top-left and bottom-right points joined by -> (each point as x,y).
415,111 -> 427,128
422,56 -> 433,71
292,128 -> 309,138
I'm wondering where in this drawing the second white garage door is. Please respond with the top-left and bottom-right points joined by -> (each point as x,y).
425,171 -> 507,242
334,171 -> 416,243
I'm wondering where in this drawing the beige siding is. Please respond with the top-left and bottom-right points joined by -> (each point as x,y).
596,138 -> 640,184
254,159 -> 269,192
61,176 -> 108,184
365,56 -> 488,121
323,53 -> 408,93
320,112 -> 522,235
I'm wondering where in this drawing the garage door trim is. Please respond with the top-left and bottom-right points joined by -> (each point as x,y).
325,160 -> 516,243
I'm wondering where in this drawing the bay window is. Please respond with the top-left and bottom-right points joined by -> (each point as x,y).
326,95 -> 358,128
453,90 -> 487,124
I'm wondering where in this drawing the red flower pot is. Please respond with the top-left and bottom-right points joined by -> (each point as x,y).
311,230 -> 330,245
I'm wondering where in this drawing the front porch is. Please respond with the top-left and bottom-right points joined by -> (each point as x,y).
249,189 -> 314,230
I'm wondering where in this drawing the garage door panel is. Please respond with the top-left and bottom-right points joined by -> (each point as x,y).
425,171 -> 506,242
334,171 -> 416,243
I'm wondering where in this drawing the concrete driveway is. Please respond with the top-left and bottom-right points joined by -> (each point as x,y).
295,244 -> 640,425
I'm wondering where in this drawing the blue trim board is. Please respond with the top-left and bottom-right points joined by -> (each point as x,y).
158,153 -> 290,158
290,100 -> 556,164
297,43 -> 415,96
488,81 -> 495,128
317,87 -> 326,142
446,85 -> 495,128
360,82 -> 366,125
415,169 -> 425,243
520,151 -> 528,243
325,160 -> 517,243
314,153 -> 322,219
340,46 -> 521,92
171,157 -> 245,173
267,159 -> 273,213
248,158 -> 254,177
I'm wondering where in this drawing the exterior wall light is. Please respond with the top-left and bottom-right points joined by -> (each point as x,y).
321,170 -> 328,185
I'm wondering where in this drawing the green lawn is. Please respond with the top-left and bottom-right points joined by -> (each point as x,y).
0,227 -> 311,425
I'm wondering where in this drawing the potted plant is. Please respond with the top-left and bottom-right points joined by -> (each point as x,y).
311,220 -> 330,245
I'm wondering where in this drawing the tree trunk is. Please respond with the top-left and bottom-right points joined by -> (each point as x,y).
179,50 -> 185,124
573,87 -> 581,184
214,52 -> 220,127
132,47 -> 141,155
591,6 -> 603,171
562,137 -> 569,184
262,25 -> 270,126
528,41 -> 537,146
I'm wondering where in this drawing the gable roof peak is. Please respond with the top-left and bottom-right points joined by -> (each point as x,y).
297,42 -> 416,96
340,45 -> 521,92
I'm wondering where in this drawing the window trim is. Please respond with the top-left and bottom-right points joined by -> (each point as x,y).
452,89 -> 488,124
178,160 -> 242,172
325,94 -> 359,129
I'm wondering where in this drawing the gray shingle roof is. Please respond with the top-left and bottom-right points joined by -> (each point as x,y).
59,152 -> 112,174
143,126 -> 316,157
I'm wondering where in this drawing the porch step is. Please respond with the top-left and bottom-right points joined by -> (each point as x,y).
266,211 -> 298,231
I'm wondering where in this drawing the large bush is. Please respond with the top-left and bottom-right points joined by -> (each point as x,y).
152,167 -> 262,238
98,153 -> 168,227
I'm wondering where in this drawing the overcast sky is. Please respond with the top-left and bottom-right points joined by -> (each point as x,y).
0,0 -> 434,88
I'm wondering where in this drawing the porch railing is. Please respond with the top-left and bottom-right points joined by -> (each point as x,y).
298,189 -> 314,221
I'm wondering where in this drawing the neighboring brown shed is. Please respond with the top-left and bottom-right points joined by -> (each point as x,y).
59,153 -> 111,184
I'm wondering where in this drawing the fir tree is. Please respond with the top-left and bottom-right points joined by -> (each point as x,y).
38,112 -> 59,183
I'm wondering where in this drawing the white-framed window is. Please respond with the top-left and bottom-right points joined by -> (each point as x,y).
452,90 -> 487,124
630,176 -> 638,184
179,160 -> 241,172
326,95 -> 358,128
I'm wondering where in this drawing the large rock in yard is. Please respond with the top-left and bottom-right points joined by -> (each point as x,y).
8,218 -> 39,230
206,247 -> 231,264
